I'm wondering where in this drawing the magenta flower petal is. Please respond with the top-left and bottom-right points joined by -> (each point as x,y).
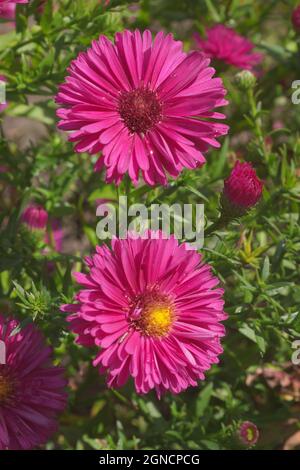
0,315 -> 67,450
194,24 -> 263,70
62,232 -> 227,398
56,29 -> 229,186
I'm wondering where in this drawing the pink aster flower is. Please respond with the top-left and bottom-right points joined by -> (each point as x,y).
0,314 -> 67,450
194,25 -> 262,70
56,29 -> 229,186
0,0 -> 28,4
21,204 -> 48,230
62,232 -> 227,397
292,5 -> 300,32
0,0 -> 28,15
238,421 -> 259,447
221,161 -> 263,217
0,3 -> 15,19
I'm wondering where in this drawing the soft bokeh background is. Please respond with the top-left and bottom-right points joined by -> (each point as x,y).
0,0 -> 300,450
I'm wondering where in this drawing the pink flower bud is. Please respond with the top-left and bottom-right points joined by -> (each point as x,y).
21,204 -> 48,230
222,161 -> 263,216
292,5 -> 300,32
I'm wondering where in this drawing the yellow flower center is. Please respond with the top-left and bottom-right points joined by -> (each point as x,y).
139,306 -> 173,337
246,428 -> 254,442
130,291 -> 175,337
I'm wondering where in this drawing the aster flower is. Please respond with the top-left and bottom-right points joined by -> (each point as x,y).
0,0 -> 28,4
194,25 -> 262,70
292,5 -> 300,32
21,204 -> 48,230
56,29 -> 229,186
61,232 -> 227,397
0,0 -> 28,15
221,161 -> 263,217
0,314 -> 67,450
0,3 -> 15,19
238,421 -> 259,447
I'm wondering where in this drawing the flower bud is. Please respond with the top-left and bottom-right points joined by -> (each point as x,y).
221,161 -> 263,217
235,70 -> 257,91
21,204 -> 48,230
292,5 -> 300,32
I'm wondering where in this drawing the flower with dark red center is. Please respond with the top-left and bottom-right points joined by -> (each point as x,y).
238,421 -> 259,447
118,87 -> 163,135
56,29 -> 229,186
221,161 -> 263,217
0,314 -> 67,450
194,25 -> 262,71
61,231 -> 227,397
292,5 -> 300,32
21,204 -> 48,230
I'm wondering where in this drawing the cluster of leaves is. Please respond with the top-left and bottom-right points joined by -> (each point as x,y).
0,0 -> 300,450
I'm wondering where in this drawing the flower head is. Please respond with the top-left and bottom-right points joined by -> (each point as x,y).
0,0 -> 28,3
0,0 -> 28,16
194,25 -> 262,70
222,161 -> 263,216
0,314 -> 67,450
292,5 -> 300,32
238,421 -> 259,447
21,204 -> 48,230
62,232 -> 227,397
56,29 -> 228,186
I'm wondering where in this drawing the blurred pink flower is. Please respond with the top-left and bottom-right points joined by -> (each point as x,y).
21,204 -> 48,230
0,0 -> 28,19
61,231 -> 227,398
0,0 -> 29,4
56,29 -> 229,186
0,314 -> 67,450
292,5 -> 300,32
194,25 -> 263,70
238,421 -> 259,447
0,3 -> 15,19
